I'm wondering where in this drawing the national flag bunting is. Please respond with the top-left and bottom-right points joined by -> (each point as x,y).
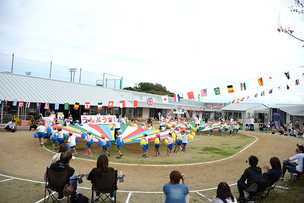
201,89 -> 207,97
174,94 -> 180,102
247,96 -> 250,100
227,85 -> 234,93
187,91 -> 194,100
134,100 -> 138,108
55,103 -> 59,110
268,76 -> 273,81
214,87 -> 220,95
284,71 -> 290,80
4,99 -> 8,105
13,99 -> 17,106
73,102 -> 79,110
26,102 -> 31,108
232,100 -> 236,103
254,93 -> 258,98
108,101 -> 114,108
257,78 -> 263,86
287,85 -> 290,90
214,105 -> 217,109
162,95 -> 168,103
98,102 -> 103,110
37,102 -> 41,109
210,105 -> 212,109
119,100 -> 125,108
19,101 -> 24,108
240,83 -> 246,91
241,98 -> 244,101
64,103 -> 69,110
45,102 -> 50,109
85,102 -> 90,110
237,99 -> 240,103
295,79 -> 300,85
261,91 -> 265,96
147,98 -> 153,106
269,89 -> 273,94
278,86 -> 281,90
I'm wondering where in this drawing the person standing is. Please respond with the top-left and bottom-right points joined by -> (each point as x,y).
250,117 -> 255,131
158,112 -> 161,121
287,120 -> 293,134
204,113 -> 209,123
114,114 -> 121,141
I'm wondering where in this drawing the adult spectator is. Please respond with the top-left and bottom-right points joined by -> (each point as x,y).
237,155 -> 262,203
211,182 -> 237,203
163,170 -> 189,203
4,120 -> 17,132
287,120 -> 293,134
114,114 -> 121,141
204,113 -> 209,123
250,117 -> 254,131
87,154 -> 115,202
158,112 -> 161,121
50,151 -> 77,201
52,143 -> 75,163
280,145 -> 304,181
295,120 -> 300,131
262,157 -> 282,180
229,116 -> 234,124
40,112 -> 54,129
29,120 -> 37,131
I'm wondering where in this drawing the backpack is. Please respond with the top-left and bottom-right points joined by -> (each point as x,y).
71,193 -> 89,203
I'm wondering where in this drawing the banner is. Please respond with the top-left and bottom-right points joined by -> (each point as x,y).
81,115 -> 116,124
57,112 -> 64,125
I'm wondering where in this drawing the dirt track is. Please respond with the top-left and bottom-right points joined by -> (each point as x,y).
0,130 -> 300,192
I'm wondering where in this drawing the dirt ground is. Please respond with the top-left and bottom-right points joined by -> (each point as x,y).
0,129 -> 300,194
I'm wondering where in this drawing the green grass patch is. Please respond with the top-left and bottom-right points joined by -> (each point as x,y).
44,133 -> 255,165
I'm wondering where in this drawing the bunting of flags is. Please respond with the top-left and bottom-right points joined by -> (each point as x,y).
257,78 -> 263,86
134,100 -> 138,108
55,103 -> 59,110
37,102 -> 41,109
98,102 -> 103,110
214,87 -> 220,95
19,101 -> 24,108
227,85 -> 234,93
85,102 -> 90,110
284,71 -> 290,80
108,101 -> 114,108
73,102 -> 79,110
64,103 -> 69,110
13,99 -> 17,106
119,100 -> 125,108
187,91 -> 194,100
201,89 -> 207,97
240,82 -> 246,91
174,94 -> 180,102
295,79 -> 300,86
26,102 -> 31,108
162,96 -> 168,103
269,89 -> 273,94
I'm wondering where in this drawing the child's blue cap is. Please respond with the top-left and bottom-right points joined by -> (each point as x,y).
142,123 -> 145,125
117,130 -> 122,133
98,119 -> 101,122
187,130 -> 190,133
87,130 -> 92,134
76,120 -> 79,122
143,132 -> 148,136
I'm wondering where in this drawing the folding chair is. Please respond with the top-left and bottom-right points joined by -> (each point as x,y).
245,181 -> 268,203
44,167 -> 71,203
262,174 -> 279,202
287,158 -> 304,186
91,170 -> 118,203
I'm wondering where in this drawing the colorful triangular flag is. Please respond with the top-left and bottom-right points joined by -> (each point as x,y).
284,71 -> 290,80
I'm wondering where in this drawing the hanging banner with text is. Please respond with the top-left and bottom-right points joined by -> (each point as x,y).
81,115 -> 116,125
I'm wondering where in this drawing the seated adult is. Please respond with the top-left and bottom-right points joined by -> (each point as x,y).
211,182 -> 237,203
87,154 -> 115,202
280,145 -> 304,181
29,120 -> 38,131
50,151 -> 77,201
262,157 -> 282,180
237,155 -> 262,203
4,120 -> 17,132
163,170 -> 189,203
52,143 -> 75,163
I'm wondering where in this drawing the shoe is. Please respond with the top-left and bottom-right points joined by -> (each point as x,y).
166,153 -> 169,156
73,152 -> 77,155
40,143 -> 43,147
94,196 -> 99,201
279,177 -> 284,181
89,154 -> 93,157
144,155 -> 148,158
83,153 -> 88,156
57,195 -> 65,202
291,174 -> 298,179
158,152 -> 161,155
155,154 -> 159,156
173,150 -> 176,153
51,149 -> 55,151
142,154 -> 145,157
111,197 -> 115,202
116,156 -> 121,159
168,154 -> 172,156
108,153 -> 111,157
175,151 -> 178,153
120,154 -> 123,157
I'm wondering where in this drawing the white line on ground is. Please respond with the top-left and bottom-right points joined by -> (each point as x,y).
125,192 -> 133,203
195,191 -> 212,201
0,178 -> 13,183
276,185 -> 289,190
35,192 -> 56,203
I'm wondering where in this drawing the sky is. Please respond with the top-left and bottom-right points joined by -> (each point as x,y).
0,0 -> 303,107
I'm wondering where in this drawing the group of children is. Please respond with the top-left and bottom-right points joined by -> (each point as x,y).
208,122 -> 240,136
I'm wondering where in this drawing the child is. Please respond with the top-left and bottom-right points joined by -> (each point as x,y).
154,134 -> 161,156
166,133 -> 173,156
234,122 -> 239,136
116,130 -> 123,159
57,127 -> 65,149
224,125 -> 229,136
75,120 -> 80,125
134,120 -> 138,128
83,130 -> 93,157
51,125 -> 58,151
229,124 -> 234,136
147,124 -> 152,130
67,131 -> 77,155
217,125 -> 222,136
208,124 -> 214,136
182,130 -> 189,152
142,123 -> 146,129
100,134 -> 111,157
174,130 -> 185,153
141,132 -> 149,158
35,121 -> 46,147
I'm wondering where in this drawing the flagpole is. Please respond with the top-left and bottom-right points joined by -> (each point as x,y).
18,102 -> 20,119
1,102 -> 3,125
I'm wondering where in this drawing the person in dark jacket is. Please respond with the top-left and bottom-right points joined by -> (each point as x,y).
237,155 -> 262,203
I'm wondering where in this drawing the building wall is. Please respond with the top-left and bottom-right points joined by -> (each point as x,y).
142,108 -> 149,118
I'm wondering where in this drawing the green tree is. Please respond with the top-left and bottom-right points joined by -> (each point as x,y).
124,82 -> 175,97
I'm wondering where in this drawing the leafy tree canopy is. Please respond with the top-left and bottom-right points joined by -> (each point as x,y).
123,82 -> 175,97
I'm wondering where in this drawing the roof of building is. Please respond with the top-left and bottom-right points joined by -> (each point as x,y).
221,103 -> 267,111
270,104 -> 304,116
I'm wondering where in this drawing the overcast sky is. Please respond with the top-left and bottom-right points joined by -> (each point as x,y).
0,0 -> 303,106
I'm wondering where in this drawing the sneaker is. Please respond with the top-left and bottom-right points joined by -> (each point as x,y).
116,156 -> 121,159
291,174 -> 298,179
158,152 -> 161,155
144,155 -> 148,158
173,150 -> 176,153
83,153 -> 88,156
155,154 -> 159,156
73,152 -> 77,155
279,177 -> 284,181
111,197 -> 115,202
108,153 -> 111,157
51,149 -> 55,151
40,143 -> 43,147
89,154 -> 93,157
166,153 -> 169,156
142,154 -> 145,157
120,154 -> 123,157
168,154 -> 172,156
175,151 -> 178,153
57,195 -> 65,202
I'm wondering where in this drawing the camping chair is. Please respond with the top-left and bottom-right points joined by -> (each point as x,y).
245,180 -> 268,203
287,158 -> 304,185
44,167 -> 70,203
91,170 -> 118,203
263,174 -> 279,202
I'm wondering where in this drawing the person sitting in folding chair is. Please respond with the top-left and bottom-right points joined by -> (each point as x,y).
263,157 -> 282,180
50,151 -> 78,201
280,145 -> 304,181
88,154 -> 117,202
237,155 -> 263,203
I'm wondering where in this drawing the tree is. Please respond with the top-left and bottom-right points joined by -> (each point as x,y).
123,82 -> 175,97
277,0 -> 304,47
